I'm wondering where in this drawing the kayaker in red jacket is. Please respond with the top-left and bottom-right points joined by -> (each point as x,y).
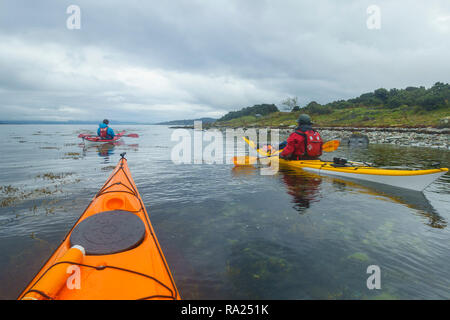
279,114 -> 323,160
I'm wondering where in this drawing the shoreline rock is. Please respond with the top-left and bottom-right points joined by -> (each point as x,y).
207,125 -> 449,150
315,126 -> 450,135
315,128 -> 449,150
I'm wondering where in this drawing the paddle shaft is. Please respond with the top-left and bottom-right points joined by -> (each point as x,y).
233,139 -> 340,166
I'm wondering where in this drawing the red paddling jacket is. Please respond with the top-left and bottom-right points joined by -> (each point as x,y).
280,125 -> 322,160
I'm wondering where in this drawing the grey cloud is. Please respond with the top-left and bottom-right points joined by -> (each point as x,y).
0,0 -> 449,122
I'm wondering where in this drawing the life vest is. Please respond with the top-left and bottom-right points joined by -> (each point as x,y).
99,127 -> 108,138
294,130 -> 323,157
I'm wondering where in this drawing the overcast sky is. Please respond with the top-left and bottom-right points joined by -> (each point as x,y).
0,0 -> 449,122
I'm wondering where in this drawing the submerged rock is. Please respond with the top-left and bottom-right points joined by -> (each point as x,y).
347,252 -> 370,262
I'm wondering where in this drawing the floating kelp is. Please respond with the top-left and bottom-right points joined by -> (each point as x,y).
28,187 -> 56,196
101,166 -> 116,171
36,172 -> 74,181
63,152 -> 81,160
39,146 -> 60,150
0,185 -> 19,195
0,186 -> 20,207
32,132 -> 53,136
1,196 -> 18,208
0,183 -> 64,208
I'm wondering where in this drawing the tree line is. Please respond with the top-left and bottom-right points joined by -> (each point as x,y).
303,82 -> 449,115
217,83 -> 449,121
218,104 -> 279,121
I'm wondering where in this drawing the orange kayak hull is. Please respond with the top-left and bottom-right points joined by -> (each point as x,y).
19,157 -> 180,300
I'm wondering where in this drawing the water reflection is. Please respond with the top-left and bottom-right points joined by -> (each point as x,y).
327,178 -> 447,229
277,168 -> 447,229
231,161 -> 446,228
231,166 -> 259,177
278,169 -> 322,214
80,142 -> 139,163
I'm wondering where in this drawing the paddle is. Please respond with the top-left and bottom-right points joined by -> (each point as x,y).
233,139 -> 340,166
113,131 -> 140,138
78,131 -> 139,139
122,133 -> 139,138
322,140 -> 340,152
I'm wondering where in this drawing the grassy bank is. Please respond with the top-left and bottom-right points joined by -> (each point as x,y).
212,105 -> 449,128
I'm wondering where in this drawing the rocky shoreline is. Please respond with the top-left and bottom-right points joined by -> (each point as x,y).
308,127 -> 449,150
201,125 -> 449,150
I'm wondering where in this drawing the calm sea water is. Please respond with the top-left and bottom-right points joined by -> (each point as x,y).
0,124 -> 449,299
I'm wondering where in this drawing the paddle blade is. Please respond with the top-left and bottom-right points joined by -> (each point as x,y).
242,137 -> 257,150
232,156 -> 258,166
125,133 -> 139,138
323,140 -> 340,152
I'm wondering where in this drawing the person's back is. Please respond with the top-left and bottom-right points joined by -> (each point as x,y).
97,119 -> 115,139
280,114 -> 323,160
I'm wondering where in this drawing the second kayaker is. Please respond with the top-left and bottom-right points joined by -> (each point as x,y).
97,119 -> 115,140
278,114 -> 323,160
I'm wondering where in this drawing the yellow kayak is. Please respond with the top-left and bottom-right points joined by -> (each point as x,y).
242,137 -> 448,192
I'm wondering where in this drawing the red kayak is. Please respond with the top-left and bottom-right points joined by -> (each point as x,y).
78,131 -> 139,145
79,133 -> 123,145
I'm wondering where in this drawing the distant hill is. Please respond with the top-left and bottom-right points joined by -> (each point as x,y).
217,104 -> 279,122
155,118 -> 217,125
212,83 -> 450,128
0,120 -> 148,125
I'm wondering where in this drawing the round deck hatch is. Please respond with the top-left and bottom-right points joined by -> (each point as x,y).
70,210 -> 146,255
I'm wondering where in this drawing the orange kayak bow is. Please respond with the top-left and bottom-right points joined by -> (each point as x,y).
19,154 -> 179,300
